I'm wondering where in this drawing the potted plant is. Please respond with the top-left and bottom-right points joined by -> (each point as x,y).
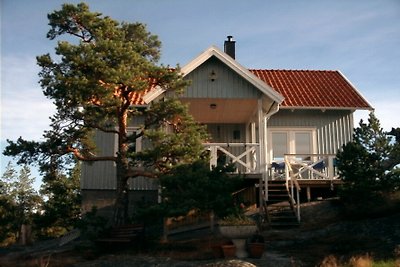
218,214 -> 258,258
247,233 -> 265,258
220,240 -> 236,259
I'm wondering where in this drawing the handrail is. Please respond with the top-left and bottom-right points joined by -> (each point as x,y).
279,153 -> 338,223
284,158 -> 301,191
284,156 -> 301,222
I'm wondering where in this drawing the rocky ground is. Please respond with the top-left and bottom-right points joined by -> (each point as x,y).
1,199 -> 400,267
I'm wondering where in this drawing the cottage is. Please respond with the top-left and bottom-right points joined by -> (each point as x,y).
81,37 -> 373,223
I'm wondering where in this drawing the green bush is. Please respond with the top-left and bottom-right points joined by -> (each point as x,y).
337,113 -> 400,217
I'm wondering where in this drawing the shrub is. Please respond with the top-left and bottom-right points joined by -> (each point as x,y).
337,113 -> 400,217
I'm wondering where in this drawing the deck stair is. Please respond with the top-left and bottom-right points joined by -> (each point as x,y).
266,180 -> 300,227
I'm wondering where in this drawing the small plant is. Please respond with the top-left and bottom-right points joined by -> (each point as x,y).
219,214 -> 256,226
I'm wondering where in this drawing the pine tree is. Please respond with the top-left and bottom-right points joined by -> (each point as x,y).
337,113 -> 400,215
0,162 -> 18,244
3,3 -> 208,225
36,161 -> 81,238
0,162 -> 40,244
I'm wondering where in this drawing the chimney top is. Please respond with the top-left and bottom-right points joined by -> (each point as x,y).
224,35 -> 236,59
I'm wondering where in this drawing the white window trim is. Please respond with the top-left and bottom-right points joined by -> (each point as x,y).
268,127 -> 317,162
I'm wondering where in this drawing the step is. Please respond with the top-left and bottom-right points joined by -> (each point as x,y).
268,199 -> 289,203
267,195 -> 289,200
268,209 -> 295,215
266,200 -> 291,206
267,183 -> 286,187
268,195 -> 288,199
269,221 -> 300,228
268,211 -> 296,219
270,218 -> 299,225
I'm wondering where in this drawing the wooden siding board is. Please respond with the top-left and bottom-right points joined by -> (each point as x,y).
81,129 -> 158,190
268,109 -> 353,154
206,123 -> 246,143
183,57 -> 260,99
81,131 -> 116,190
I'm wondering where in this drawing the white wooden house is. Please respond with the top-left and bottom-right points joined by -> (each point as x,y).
81,37 -> 373,222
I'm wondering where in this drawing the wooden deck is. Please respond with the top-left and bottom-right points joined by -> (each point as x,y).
297,179 -> 343,188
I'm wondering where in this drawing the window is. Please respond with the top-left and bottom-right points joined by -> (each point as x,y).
113,127 -> 143,156
295,132 -> 311,155
271,132 -> 288,160
269,128 -> 316,162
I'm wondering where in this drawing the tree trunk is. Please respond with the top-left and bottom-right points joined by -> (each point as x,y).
113,161 -> 130,226
112,109 -> 130,226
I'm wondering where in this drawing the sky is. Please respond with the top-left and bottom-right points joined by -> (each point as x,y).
1,0 -> 400,188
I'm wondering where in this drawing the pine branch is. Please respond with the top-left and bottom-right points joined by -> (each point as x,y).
66,146 -> 116,162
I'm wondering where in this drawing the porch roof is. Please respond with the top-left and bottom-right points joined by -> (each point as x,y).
251,69 -> 373,110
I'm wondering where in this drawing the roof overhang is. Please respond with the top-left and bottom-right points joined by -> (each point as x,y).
142,86 -> 166,104
180,46 -> 284,105
337,71 -> 374,111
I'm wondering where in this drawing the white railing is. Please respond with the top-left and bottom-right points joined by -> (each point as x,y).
203,143 -> 260,173
270,154 -> 339,181
284,157 -> 302,222
284,154 -> 338,180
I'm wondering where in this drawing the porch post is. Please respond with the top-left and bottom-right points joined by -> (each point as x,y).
257,99 -> 267,208
251,122 -> 256,144
209,145 -> 217,169
328,155 -> 335,179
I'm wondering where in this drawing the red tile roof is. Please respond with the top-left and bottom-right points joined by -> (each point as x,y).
130,88 -> 151,105
250,69 -> 372,109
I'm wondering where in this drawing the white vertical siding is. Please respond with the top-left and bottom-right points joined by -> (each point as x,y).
81,131 -> 117,189
268,109 -> 354,154
183,57 -> 260,99
81,128 -> 159,191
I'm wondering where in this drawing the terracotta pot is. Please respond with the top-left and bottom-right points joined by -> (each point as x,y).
248,242 -> 265,258
221,244 -> 236,258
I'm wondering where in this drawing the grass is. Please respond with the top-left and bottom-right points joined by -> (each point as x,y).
320,254 -> 400,267
371,259 -> 400,267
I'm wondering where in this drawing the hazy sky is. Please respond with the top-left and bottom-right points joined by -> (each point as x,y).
1,0 -> 400,186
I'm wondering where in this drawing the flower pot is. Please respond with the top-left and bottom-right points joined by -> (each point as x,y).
219,225 -> 258,239
219,225 -> 258,258
221,244 -> 236,258
248,242 -> 265,258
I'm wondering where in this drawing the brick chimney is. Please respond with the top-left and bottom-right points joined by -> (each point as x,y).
224,35 -> 235,59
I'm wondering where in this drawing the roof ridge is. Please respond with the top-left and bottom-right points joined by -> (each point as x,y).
249,69 -> 338,72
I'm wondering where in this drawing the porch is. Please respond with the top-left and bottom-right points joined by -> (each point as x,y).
204,143 -> 343,224
204,142 -> 340,183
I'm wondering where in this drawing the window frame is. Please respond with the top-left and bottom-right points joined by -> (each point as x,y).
268,127 -> 317,162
